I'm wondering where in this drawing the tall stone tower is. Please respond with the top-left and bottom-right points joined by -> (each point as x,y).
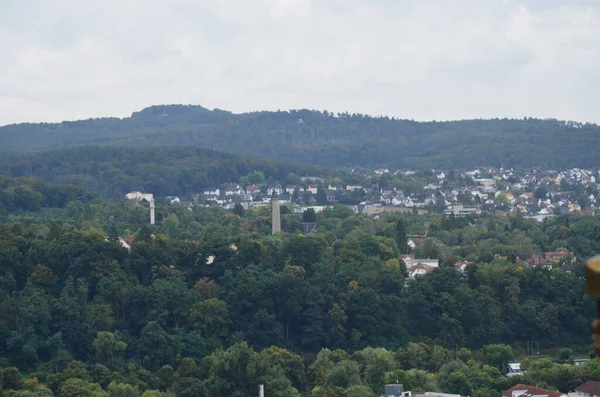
150,199 -> 155,225
271,192 -> 281,234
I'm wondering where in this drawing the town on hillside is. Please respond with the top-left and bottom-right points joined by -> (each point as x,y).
126,167 -> 600,221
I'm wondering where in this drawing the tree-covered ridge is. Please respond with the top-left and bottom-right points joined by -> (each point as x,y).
1,174 -> 600,396
1,105 -> 599,169
0,146 -> 320,198
0,176 -> 91,213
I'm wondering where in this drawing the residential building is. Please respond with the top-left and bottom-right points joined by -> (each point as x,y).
356,201 -> 383,215
404,258 -> 439,269
474,178 -> 497,193
380,384 -> 412,397
507,362 -> 522,377
203,188 -> 220,196
454,261 -> 471,272
407,233 -> 428,249
117,237 -> 132,251
294,205 -> 330,214
573,359 -> 590,366
224,184 -> 242,196
528,254 -> 549,267
246,185 -> 261,194
571,381 -> 600,397
266,186 -> 283,196
444,204 -> 479,217
545,251 -> 576,264
326,190 -> 337,203
408,263 -> 436,279
503,383 -> 566,397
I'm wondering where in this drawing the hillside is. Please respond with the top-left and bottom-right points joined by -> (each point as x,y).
1,105 -> 599,169
0,176 -> 598,396
0,146 -> 320,197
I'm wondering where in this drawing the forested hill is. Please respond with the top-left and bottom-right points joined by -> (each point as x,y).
2,105 -> 599,169
0,146 -> 320,197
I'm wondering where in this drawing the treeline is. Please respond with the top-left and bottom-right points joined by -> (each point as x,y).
3,342 -> 599,397
0,176 -> 91,213
0,146 -> 320,197
2,105 -> 600,168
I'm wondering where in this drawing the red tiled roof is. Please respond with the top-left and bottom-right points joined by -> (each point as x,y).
575,381 -> 600,395
545,251 -> 574,260
454,261 -> 471,268
503,383 -> 564,397
410,263 -> 435,272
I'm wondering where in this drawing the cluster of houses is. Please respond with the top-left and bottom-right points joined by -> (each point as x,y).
357,167 -> 599,220
128,167 -> 600,223
194,179 -> 337,214
402,233 -> 577,279
516,251 -> 577,271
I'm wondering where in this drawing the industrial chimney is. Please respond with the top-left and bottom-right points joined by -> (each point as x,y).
150,199 -> 155,225
271,193 -> 281,234
259,384 -> 264,397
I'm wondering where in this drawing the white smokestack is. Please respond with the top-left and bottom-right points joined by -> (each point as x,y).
150,199 -> 155,225
259,384 -> 264,397
271,194 -> 281,234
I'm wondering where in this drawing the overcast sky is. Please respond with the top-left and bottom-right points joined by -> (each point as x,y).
1,0 -> 599,126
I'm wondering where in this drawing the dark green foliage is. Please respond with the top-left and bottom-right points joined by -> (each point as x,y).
1,367 -> 23,390
302,208 -> 317,223
232,203 -> 245,217
0,146 -> 319,197
0,176 -> 89,212
1,178 -> 600,396
1,106 -> 599,168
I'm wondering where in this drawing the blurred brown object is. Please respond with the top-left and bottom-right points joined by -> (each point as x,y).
586,255 -> 600,359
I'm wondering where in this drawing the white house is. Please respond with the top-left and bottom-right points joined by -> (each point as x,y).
454,261 -> 471,272
307,184 -> 319,194
204,188 -> 220,196
409,263 -> 436,279
225,184 -> 242,196
444,204 -> 479,217
266,186 -> 283,196
404,258 -> 439,269
346,185 -> 363,191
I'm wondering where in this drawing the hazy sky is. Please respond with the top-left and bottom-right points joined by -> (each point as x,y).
1,0 -> 599,126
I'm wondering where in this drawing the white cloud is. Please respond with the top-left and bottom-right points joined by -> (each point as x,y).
0,0 -> 599,125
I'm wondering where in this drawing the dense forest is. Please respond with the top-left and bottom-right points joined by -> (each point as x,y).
0,147 -> 320,198
2,105 -> 600,169
1,177 -> 600,396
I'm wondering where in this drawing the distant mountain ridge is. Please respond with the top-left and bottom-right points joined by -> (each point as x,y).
2,104 -> 599,169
